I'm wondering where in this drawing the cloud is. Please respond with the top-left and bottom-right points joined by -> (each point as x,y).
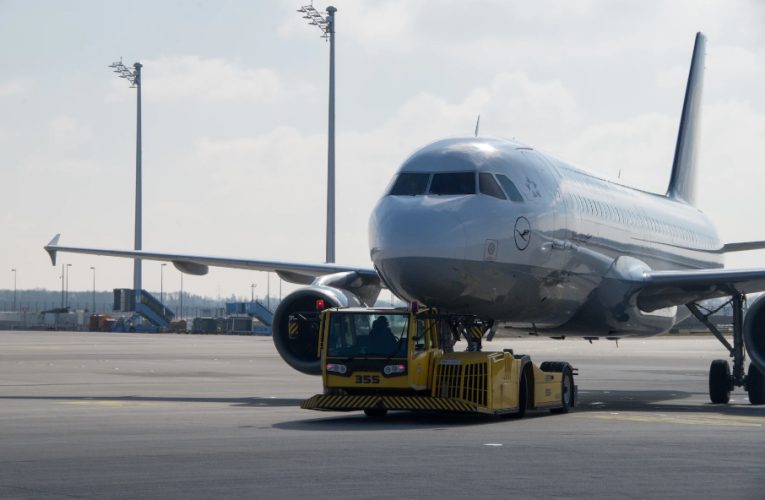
150,126 -> 328,259
560,112 -> 677,191
49,116 -> 94,151
367,71 -> 578,150
109,57 -> 289,103
0,79 -> 30,97
326,1 -> 419,52
278,0 -> 418,49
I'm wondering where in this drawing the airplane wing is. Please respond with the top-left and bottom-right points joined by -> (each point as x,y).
637,268 -> 765,312
44,234 -> 380,286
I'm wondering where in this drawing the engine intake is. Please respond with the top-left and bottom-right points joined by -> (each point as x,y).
272,286 -> 364,375
744,294 -> 765,375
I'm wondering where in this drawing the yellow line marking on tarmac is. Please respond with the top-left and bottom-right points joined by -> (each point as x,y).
59,400 -> 173,408
577,411 -> 762,427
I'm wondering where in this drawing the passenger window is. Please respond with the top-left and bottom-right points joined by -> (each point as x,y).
495,174 -> 524,202
478,173 -> 506,200
389,173 -> 430,196
429,172 -> 476,195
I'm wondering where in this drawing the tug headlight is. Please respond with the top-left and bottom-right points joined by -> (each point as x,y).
326,363 -> 347,374
383,364 -> 406,375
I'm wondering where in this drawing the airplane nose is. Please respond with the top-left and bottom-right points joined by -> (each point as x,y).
369,196 -> 469,305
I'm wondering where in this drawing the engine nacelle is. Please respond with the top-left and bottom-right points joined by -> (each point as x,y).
272,285 -> 365,375
744,294 -> 765,375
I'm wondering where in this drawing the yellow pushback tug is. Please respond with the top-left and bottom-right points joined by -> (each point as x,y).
298,306 -> 576,418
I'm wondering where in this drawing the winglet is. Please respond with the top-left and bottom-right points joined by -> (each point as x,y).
44,234 -> 61,266
667,32 -> 706,206
722,241 -> 765,253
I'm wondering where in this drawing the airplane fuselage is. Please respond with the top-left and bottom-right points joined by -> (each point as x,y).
369,137 -> 723,337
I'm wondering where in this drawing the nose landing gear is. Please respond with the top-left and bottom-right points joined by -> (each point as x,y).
450,318 -> 495,352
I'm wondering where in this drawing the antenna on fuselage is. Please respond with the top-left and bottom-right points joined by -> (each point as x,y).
474,114 -> 480,137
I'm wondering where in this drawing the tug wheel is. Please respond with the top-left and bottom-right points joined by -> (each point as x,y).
709,359 -> 732,404
508,368 -> 531,419
551,365 -> 575,414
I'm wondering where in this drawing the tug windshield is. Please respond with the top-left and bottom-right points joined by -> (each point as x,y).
327,313 -> 409,358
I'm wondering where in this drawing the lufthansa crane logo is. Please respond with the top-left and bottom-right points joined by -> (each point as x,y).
514,216 -> 531,251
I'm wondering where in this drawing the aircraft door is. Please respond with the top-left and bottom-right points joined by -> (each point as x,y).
519,150 -> 569,245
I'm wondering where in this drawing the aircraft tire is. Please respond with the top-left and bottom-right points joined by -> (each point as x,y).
551,365 -> 575,414
364,408 -> 388,418
709,359 -> 732,404
747,364 -> 765,405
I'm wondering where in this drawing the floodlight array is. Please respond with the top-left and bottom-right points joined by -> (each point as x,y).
109,58 -> 139,87
297,4 -> 330,38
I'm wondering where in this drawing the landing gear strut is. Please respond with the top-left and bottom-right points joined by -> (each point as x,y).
447,317 -> 494,352
687,293 -> 761,405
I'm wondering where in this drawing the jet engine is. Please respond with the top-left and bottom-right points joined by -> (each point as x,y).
272,271 -> 380,375
744,294 -> 765,375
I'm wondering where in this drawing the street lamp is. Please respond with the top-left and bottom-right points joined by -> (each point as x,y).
160,263 -> 167,317
179,272 -> 184,320
160,263 -> 167,304
297,3 -> 337,263
109,58 -> 144,306
11,268 -> 16,311
267,272 -> 271,311
90,267 -> 96,313
60,263 -> 65,308
64,264 -> 72,309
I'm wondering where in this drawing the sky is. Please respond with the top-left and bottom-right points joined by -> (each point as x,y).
1,0 -> 764,301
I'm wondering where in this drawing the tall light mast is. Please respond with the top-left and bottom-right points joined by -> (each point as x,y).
297,4 -> 336,263
109,59 -> 143,305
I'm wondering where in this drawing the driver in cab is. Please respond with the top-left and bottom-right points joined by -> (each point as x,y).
369,316 -> 398,354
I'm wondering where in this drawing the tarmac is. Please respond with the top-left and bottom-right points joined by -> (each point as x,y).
1,330 -> 763,499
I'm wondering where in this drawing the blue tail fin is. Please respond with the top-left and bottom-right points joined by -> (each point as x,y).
667,32 -> 706,206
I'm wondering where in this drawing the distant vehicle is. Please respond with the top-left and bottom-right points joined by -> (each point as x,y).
46,33 -> 765,405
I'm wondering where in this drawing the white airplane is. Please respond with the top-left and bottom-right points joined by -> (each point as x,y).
45,33 -> 765,405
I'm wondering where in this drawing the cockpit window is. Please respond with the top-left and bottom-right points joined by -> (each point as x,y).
389,173 -> 430,196
429,172 -> 476,195
495,174 -> 524,202
479,173 -> 506,200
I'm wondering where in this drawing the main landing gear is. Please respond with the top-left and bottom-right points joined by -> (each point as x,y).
687,293 -> 765,405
